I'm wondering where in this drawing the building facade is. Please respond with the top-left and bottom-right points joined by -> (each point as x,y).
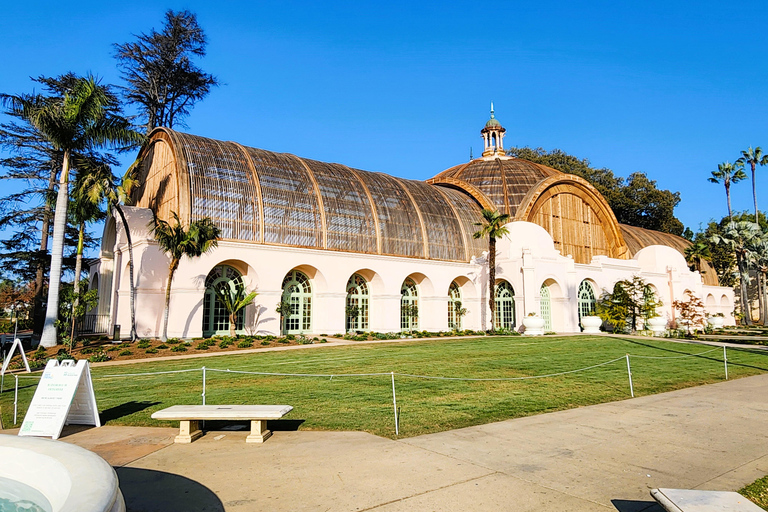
89,113 -> 733,338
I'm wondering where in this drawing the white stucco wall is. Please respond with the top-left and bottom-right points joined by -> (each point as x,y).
92,210 -> 735,339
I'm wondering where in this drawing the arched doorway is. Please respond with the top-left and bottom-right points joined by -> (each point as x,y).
495,280 -> 516,330
577,280 -> 597,328
448,281 -> 463,330
540,283 -> 551,331
346,274 -> 369,332
203,265 -> 245,337
401,278 -> 419,332
281,270 -> 312,334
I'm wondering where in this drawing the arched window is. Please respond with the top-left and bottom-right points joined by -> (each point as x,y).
540,283 -> 551,331
577,280 -> 597,327
346,274 -> 369,332
281,270 -> 312,334
448,281 -> 463,330
401,278 -> 419,332
203,265 -> 245,337
495,280 -> 516,330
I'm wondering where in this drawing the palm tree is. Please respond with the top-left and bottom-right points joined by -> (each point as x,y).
746,230 -> 768,325
1,76 -> 143,347
711,221 -> 761,325
684,242 -> 712,274
736,147 -> 768,223
473,209 -> 510,332
708,161 -> 747,220
213,281 -> 258,337
81,162 -> 142,340
152,211 -> 220,341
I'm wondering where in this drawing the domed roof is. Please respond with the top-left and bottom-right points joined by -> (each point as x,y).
485,117 -> 501,129
427,156 -> 561,216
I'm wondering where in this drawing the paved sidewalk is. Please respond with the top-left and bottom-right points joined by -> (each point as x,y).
5,373 -> 768,511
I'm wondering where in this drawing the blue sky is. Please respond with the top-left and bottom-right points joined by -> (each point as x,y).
2,0 -> 767,249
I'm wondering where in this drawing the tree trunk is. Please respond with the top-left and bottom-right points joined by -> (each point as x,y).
40,150 -> 71,348
759,270 -> 767,326
726,183 -> 732,220
736,252 -> 752,325
488,238 -> 496,332
34,165 -> 57,336
69,221 -> 85,343
114,206 -> 137,341
161,257 -> 180,342
751,164 -> 758,223
229,312 -> 236,337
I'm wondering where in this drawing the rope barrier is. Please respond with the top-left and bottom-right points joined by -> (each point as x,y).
206,368 -> 391,378
628,347 -> 721,359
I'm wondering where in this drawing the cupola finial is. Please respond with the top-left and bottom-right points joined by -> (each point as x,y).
481,103 -> 507,159
490,101 -> 495,119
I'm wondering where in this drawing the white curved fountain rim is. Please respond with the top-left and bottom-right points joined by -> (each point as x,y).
0,434 -> 122,512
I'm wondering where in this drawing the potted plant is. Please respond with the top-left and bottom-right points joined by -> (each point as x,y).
580,310 -> 602,334
646,315 -> 667,336
522,312 -> 545,336
707,312 -> 725,329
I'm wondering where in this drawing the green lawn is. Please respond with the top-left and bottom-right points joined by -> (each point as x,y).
2,335 -> 767,438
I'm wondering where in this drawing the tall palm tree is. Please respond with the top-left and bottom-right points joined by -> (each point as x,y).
1,76 -> 143,347
746,230 -> 768,325
152,211 -> 220,341
737,146 -> 768,223
473,209 -> 510,332
684,242 -> 712,274
213,281 -> 258,337
711,221 -> 761,325
708,161 -> 747,220
81,162 -> 142,340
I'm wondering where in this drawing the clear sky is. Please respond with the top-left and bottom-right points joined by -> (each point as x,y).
2,0 -> 767,245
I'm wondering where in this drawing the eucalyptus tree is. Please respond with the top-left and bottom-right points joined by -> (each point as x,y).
114,9 -> 219,133
213,281 -> 258,337
736,146 -> 768,223
708,161 -> 747,220
473,209 -> 510,332
1,75 -> 144,346
711,221 -> 762,325
80,163 -> 141,340
151,212 -> 219,341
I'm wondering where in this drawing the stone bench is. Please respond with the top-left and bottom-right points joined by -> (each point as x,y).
651,488 -> 763,511
151,404 -> 293,444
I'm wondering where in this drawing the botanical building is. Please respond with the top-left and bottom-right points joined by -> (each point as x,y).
89,112 -> 732,338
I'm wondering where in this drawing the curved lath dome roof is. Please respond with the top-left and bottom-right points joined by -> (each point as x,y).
132,128 -> 486,262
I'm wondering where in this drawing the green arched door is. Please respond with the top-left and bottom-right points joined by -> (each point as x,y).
346,274 -> 369,332
495,281 -> 516,330
401,278 -> 419,332
540,284 -> 551,331
448,281 -> 462,330
281,270 -> 312,334
203,265 -> 245,337
577,280 -> 597,329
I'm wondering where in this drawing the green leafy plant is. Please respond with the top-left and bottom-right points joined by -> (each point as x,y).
170,344 -> 187,352
237,339 -> 253,348
213,281 -> 258,336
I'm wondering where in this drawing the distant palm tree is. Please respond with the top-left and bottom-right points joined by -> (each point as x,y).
746,230 -> 768,325
81,162 -> 142,340
1,76 -> 143,347
684,242 -> 712,275
711,221 -> 761,325
473,209 -> 510,332
736,146 -> 768,222
152,212 -> 220,341
708,161 -> 747,220
213,281 -> 258,337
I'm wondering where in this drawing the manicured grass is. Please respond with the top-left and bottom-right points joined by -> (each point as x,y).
2,335 -> 767,438
740,475 -> 768,510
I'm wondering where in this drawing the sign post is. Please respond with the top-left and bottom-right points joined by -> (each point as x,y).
18,360 -> 100,439
1,337 -> 31,393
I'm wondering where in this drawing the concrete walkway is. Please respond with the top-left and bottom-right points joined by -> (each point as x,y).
5,373 -> 768,511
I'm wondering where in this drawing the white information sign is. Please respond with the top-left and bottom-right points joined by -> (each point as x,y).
1,337 -> 30,375
19,359 -> 100,439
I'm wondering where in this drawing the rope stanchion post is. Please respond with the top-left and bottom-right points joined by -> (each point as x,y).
14,374 -> 18,424
391,372 -> 399,436
202,367 -> 206,405
723,346 -> 728,380
626,354 -> 634,398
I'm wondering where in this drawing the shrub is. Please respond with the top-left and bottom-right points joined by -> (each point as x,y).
156,344 -> 169,349
170,345 -> 188,352
237,339 -> 253,348
81,339 -> 91,347
166,338 -> 181,345
297,335 -> 313,345
285,334 -> 296,341
118,350 -> 132,356
106,346 -> 118,352
260,340 -> 270,346
136,341 -> 151,349
277,338 -> 289,344
88,352 -> 110,363
218,340 -> 233,349
81,348 -> 95,355
145,348 -> 159,354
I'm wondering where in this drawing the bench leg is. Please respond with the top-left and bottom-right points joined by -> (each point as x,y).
175,420 -> 204,444
246,419 -> 272,443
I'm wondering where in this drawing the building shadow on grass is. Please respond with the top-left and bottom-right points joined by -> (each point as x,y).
117,467 -> 224,512
100,401 -> 161,424
611,499 -> 664,512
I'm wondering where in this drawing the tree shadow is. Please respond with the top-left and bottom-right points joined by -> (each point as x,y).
117,467 -> 224,512
611,499 -> 664,511
100,401 -> 161,424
